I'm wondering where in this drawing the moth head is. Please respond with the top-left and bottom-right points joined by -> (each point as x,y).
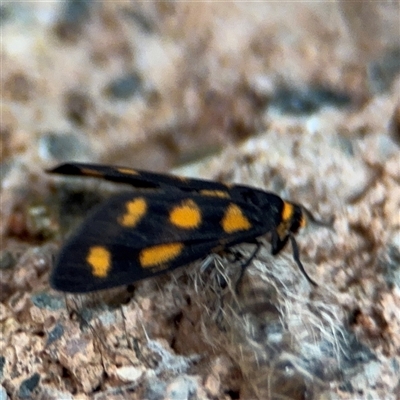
271,202 -> 304,255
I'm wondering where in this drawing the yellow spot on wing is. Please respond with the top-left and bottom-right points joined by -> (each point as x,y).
199,190 -> 230,198
221,203 -> 251,233
81,168 -> 103,177
140,243 -> 184,268
119,197 -> 147,227
117,167 -> 139,175
87,246 -> 111,278
169,199 -> 201,229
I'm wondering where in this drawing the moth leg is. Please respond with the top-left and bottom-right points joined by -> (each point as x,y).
211,241 -> 261,329
234,240 -> 262,293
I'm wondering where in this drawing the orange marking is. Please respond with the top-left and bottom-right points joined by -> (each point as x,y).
199,190 -> 230,198
117,167 -> 139,175
139,243 -> 184,268
221,204 -> 251,233
86,246 -> 111,278
282,201 -> 294,222
81,168 -> 103,177
169,199 -> 201,229
119,197 -> 147,227
299,213 -> 307,229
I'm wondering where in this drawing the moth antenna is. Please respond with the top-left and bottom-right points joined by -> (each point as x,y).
302,207 -> 335,230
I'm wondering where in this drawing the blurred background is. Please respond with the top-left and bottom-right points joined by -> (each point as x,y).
2,1 -> 399,170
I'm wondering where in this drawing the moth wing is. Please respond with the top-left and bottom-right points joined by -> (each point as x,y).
50,191 -> 264,293
48,162 -> 229,192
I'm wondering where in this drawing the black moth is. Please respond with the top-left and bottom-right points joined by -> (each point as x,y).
48,162 -> 330,293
